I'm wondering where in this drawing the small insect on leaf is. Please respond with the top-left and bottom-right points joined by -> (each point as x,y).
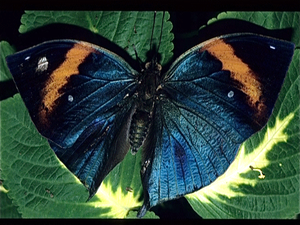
45,188 -> 54,198
126,187 -> 133,192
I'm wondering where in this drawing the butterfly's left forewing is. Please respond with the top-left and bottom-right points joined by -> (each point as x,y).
6,40 -> 138,198
138,33 -> 294,216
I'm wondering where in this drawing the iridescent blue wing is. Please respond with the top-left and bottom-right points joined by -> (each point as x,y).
6,40 -> 138,198
138,33 -> 294,216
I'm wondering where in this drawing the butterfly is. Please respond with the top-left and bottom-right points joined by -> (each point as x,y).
6,15 -> 294,217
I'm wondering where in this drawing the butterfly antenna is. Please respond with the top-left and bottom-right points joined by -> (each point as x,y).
131,24 -> 143,70
151,11 -> 165,65
132,43 -> 143,70
156,11 -> 165,56
149,11 -> 157,52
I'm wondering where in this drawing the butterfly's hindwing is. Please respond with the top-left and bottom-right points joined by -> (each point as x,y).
50,97 -> 136,197
139,96 -> 240,215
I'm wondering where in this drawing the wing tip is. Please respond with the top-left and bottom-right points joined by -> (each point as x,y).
137,201 -> 150,218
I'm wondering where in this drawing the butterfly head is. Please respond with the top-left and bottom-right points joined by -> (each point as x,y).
140,11 -> 164,78
144,60 -> 162,76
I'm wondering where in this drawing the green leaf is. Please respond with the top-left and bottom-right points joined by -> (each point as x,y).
0,185 -> 21,218
206,12 -> 300,46
19,11 -> 174,65
1,11 -> 174,218
186,11 -> 300,219
0,41 -> 15,81
126,210 -> 159,219
93,149 -> 144,218
0,94 -> 143,218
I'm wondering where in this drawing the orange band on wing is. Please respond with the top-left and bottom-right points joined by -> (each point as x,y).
39,42 -> 96,124
201,39 -> 265,116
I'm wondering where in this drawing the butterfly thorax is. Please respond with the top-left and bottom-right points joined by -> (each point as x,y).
129,61 -> 162,154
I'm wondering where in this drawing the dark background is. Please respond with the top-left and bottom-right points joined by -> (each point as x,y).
0,7 -> 298,219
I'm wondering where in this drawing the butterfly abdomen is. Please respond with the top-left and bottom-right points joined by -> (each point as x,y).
129,110 -> 151,154
128,60 -> 161,155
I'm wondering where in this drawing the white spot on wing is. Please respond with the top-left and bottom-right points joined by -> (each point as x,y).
68,95 -> 74,102
141,159 -> 150,174
270,45 -> 276,50
25,56 -> 30,61
36,56 -> 48,72
228,90 -> 234,98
